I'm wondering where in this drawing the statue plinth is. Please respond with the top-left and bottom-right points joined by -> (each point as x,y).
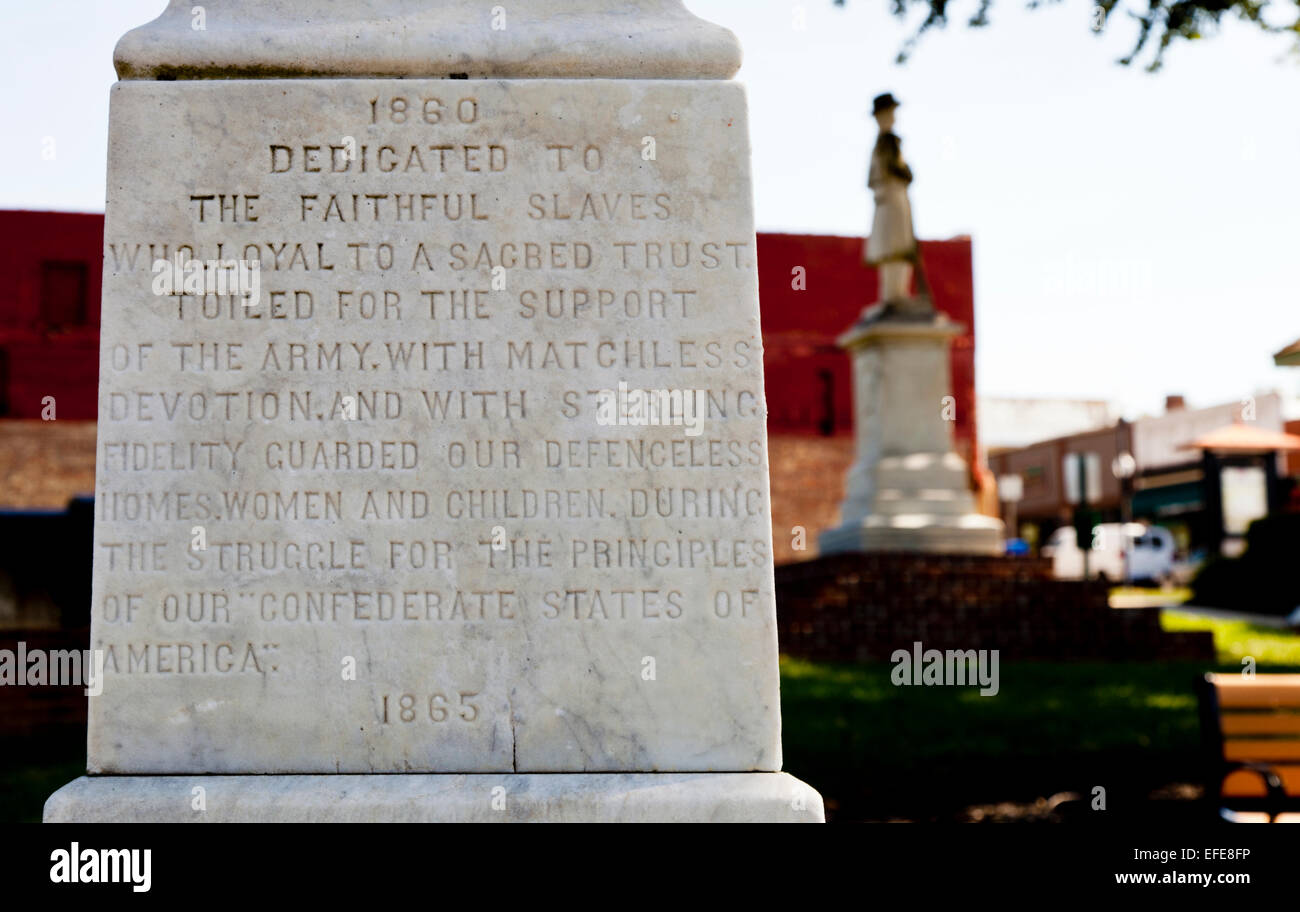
819,304 -> 1004,556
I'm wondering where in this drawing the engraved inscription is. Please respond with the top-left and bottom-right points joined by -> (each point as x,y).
90,79 -> 778,774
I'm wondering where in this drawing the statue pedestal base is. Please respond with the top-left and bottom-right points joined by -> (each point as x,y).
45,773 -> 824,823
819,308 -> 1003,557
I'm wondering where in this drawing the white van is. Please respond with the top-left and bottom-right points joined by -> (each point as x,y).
1042,522 -> 1176,584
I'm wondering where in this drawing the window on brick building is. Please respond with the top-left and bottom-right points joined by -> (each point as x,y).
39,260 -> 89,328
817,369 -> 835,436
0,348 -> 9,416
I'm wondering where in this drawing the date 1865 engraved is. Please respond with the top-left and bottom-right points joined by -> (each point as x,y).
381,692 -> 481,724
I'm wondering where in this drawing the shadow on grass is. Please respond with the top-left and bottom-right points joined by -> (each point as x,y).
2,655 -> 1288,823
778,657 -> 1287,822
0,735 -> 84,823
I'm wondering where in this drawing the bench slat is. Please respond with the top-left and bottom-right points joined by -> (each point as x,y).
1209,675 -> 1300,709
1222,764 -> 1300,798
1221,812 -> 1300,823
1223,740 -> 1300,762
1221,713 -> 1300,736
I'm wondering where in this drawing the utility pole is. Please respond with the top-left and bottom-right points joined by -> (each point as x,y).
1078,454 -> 1090,580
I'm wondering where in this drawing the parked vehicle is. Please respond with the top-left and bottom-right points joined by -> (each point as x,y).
1041,522 -> 1176,584
1170,549 -> 1208,587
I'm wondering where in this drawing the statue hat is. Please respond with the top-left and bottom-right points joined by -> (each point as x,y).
871,92 -> 901,115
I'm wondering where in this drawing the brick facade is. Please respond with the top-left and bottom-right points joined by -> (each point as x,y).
775,552 -> 1215,662
0,628 -> 90,740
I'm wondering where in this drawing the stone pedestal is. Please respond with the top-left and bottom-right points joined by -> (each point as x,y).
47,0 -> 821,823
46,773 -> 822,823
820,310 -> 1003,556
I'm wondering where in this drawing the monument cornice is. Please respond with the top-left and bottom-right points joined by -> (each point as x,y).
114,1 -> 742,80
836,313 -> 967,350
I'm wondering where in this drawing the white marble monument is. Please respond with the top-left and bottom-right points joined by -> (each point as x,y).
45,0 -> 822,823
820,94 -> 1003,557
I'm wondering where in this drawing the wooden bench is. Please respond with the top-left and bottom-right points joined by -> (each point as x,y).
1197,673 -> 1300,823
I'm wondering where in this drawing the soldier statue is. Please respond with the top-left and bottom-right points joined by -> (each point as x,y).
864,92 -> 928,310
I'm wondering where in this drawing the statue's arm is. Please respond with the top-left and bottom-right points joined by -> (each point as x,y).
885,136 -> 912,183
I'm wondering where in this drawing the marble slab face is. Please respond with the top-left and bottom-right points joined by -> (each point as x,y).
90,79 -> 780,774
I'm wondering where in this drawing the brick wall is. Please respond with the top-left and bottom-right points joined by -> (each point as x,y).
0,628 -> 90,739
0,421 -> 97,510
767,434 -> 854,565
0,498 -> 94,630
775,552 -> 1215,662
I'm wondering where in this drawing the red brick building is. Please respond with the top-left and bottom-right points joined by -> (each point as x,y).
755,232 -> 979,456
0,211 -> 103,420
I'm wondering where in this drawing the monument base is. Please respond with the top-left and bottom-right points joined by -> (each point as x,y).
45,772 -> 824,823
819,513 -> 1004,556
820,311 -> 1004,557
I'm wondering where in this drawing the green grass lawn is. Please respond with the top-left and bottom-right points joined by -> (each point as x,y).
0,758 -> 84,824
779,657 -> 1214,820
1161,608 -> 1300,665
779,612 -> 1300,820
1110,586 -> 1192,602
4,610 -> 1296,823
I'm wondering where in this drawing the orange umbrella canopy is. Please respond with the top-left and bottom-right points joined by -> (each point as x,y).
1179,423 -> 1300,453
1274,337 -> 1300,367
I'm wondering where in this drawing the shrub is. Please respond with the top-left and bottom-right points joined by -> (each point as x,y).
1191,514 -> 1300,616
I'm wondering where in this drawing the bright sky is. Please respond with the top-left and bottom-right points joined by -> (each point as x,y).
2,1 -> 1298,420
